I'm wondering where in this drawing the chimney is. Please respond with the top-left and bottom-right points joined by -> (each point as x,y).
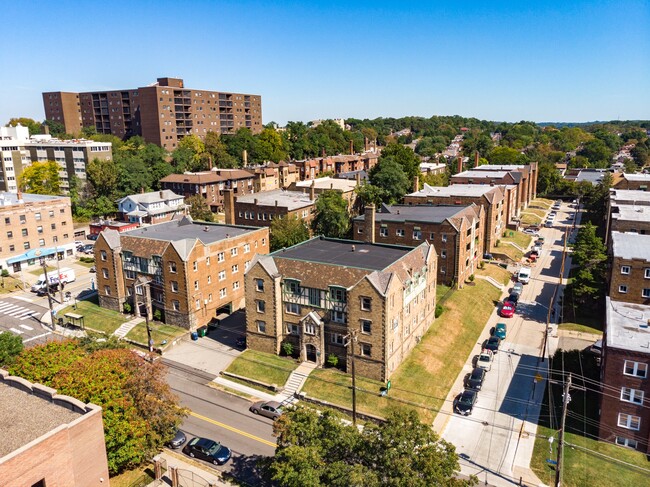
310,180 -> 316,200
413,175 -> 419,192
159,190 -> 164,199
349,139 -> 354,155
475,151 -> 479,168
321,147 -> 326,158
364,204 -> 376,243
224,189 -> 235,225
243,149 -> 248,166
42,124 -> 49,135
364,136 -> 369,152
330,183 -> 334,190
356,172 -> 361,185
457,157 -> 463,174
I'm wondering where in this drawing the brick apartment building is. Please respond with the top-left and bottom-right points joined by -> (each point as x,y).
293,152 -> 379,180
0,192 -> 75,272
43,77 -> 262,150
473,163 -> 538,209
0,125 -> 112,194
160,168 -> 256,213
352,203 -> 484,287
245,237 -> 437,381
608,232 -> 650,305
403,184 -> 505,252
288,177 -> 360,214
605,189 -> 650,244
249,162 -> 299,192
117,190 -> 187,225
225,188 -> 315,227
599,297 -> 650,453
0,370 -> 109,486
95,216 -> 269,329
614,173 -> 650,191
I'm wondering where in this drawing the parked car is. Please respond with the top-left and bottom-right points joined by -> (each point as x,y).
523,228 -> 539,236
87,233 -> 99,241
505,293 -> 519,305
74,240 -> 84,247
484,335 -> 501,353
168,429 -> 187,449
182,437 -> 232,465
526,225 -> 541,232
483,253 -> 494,261
89,266 -> 96,273
535,237 -> 545,245
455,389 -> 478,416
494,322 -> 507,340
466,367 -> 486,391
500,302 -> 516,318
518,267 -> 531,284
82,244 -> 94,254
512,282 -> 524,296
249,400 -> 284,420
476,348 -> 494,371
36,283 -> 59,296
589,339 -> 603,355
545,220 -> 553,228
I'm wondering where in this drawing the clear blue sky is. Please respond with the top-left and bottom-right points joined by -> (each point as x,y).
2,0 -> 649,126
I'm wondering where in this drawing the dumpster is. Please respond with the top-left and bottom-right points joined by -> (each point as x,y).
198,327 -> 207,338
191,331 -> 199,341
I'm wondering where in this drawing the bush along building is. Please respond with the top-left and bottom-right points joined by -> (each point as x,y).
244,236 -> 437,381
95,216 -> 269,329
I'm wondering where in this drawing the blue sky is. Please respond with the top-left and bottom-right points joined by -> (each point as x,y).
2,1 -> 649,125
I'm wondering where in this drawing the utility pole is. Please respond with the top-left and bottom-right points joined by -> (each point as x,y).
54,245 -> 64,304
38,254 -> 56,329
555,373 -> 572,487
345,329 -> 358,425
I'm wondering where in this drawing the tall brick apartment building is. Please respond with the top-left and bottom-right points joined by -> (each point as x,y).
352,204 -> 484,287
605,189 -> 650,244
43,77 -> 262,150
403,184 -> 505,252
245,237 -> 437,381
95,216 -> 269,329
0,370 -> 109,486
599,298 -> 650,453
473,163 -> 538,210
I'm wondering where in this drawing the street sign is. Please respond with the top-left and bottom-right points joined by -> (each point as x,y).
546,459 -> 558,465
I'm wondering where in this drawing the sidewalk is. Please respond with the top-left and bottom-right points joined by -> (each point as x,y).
147,450 -> 231,487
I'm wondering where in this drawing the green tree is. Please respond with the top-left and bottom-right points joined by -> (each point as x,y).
6,117 -> 42,135
379,143 -> 420,182
224,127 -> 258,164
269,408 -> 475,487
487,146 -> 528,165
571,222 -> 607,302
355,184 -> 386,207
0,332 -> 24,367
369,157 -> 411,204
256,127 -> 288,162
577,139 -> 613,168
18,160 -> 61,195
204,131 -> 238,168
87,157 -> 119,197
312,190 -> 350,238
186,194 -> 214,222
270,216 -> 310,251
43,119 -> 66,137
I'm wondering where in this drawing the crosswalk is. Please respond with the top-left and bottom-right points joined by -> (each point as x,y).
0,300 -> 41,334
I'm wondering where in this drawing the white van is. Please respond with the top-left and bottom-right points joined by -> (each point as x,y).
518,266 -> 531,284
31,267 -> 76,292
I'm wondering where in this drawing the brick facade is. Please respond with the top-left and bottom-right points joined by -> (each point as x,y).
293,153 -> 379,180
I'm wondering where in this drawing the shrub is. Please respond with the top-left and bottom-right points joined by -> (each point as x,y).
281,341 -> 294,357
469,274 -> 475,282
123,302 -> 132,314
153,309 -> 162,322
326,354 -> 339,368
478,261 -> 485,269
496,239 -> 501,247
435,304 -> 444,318
1,269 -> 9,277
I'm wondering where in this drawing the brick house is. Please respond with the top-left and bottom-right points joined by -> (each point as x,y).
244,237 -> 437,381
0,370 -> 109,487
614,173 -> 650,191
224,188 -> 315,227
95,216 -> 269,329
608,232 -> 650,305
605,190 -> 650,244
352,203 -> 484,287
403,184 -> 505,252
293,153 -> 379,180
599,298 -> 650,453
249,162 -> 299,192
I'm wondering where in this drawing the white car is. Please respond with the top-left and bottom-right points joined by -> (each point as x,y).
523,229 -> 538,236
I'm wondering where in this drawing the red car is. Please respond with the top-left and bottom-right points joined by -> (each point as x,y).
500,301 -> 516,318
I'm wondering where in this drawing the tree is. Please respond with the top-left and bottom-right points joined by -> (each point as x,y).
186,194 -> 214,222
6,117 -> 42,135
355,184 -> 386,207
570,222 -> 607,302
379,143 -> 420,182
44,119 -> 66,137
577,139 -> 613,168
269,407 -> 475,487
312,190 -> 350,238
9,341 -> 185,475
256,127 -> 288,162
0,332 -> 23,367
204,131 -> 238,168
18,160 -> 61,195
87,157 -> 119,197
270,216 -> 310,251
369,157 -> 411,204
487,146 -> 528,165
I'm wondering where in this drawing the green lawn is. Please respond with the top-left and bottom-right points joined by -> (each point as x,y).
225,349 -> 299,387
495,230 -> 532,262
59,295 -> 128,335
520,212 -> 543,225
560,279 -> 604,334
110,465 -> 155,487
531,350 -> 649,486
531,198 -> 554,209
302,280 -> 502,423
436,284 -> 452,302
477,263 -> 512,285
76,259 -> 95,268
125,321 -> 187,347
0,276 -> 25,294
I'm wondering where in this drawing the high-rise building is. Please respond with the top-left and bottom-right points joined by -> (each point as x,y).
43,77 -> 262,150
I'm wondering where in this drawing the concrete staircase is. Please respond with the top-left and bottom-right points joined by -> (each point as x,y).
278,362 -> 317,402
113,317 -> 144,338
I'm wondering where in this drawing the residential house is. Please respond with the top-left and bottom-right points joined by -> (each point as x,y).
118,190 -> 187,225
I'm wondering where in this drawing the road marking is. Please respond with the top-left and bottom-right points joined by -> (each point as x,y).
12,296 -> 34,303
2,305 -> 22,314
0,303 -> 16,311
10,308 -> 31,317
189,410 -> 276,448
23,331 -> 52,343
20,312 -> 40,321
16,309 -> 35,317
9,327 -> 24,335
19,324 -> 34,331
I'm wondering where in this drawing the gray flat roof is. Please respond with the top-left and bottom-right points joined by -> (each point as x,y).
354,204 -> 470,224
293,177 -> 357,192
474,164 -> 525,171
606,298 -> 650,353
611,189 -> 650,204
611,231 -> 650,260
272,237 -> 412,271
236,189 -> 314,210
0,192 -> 67,205
0,382 -> 82,458
453,170 -> 510,178
611,205 -> 650,223
624,173 -> 650,181
123,218 -> 256,244
407,183 -> 497,198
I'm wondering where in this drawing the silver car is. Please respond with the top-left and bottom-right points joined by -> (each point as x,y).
249,400 -> 283,420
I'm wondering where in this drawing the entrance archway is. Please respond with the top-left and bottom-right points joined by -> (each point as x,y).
305,344 -> 317,362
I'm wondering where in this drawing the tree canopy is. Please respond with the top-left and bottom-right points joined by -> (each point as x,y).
369,157 -> 411,204
186,194 -> 214,222
312,190 -> 350,239
570,222 -> 608,302
18,160 -> 61,194
0,332 -> 23,367
270,216 -> 310,251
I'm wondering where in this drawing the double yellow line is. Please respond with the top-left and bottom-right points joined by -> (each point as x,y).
189,411 -> 276,448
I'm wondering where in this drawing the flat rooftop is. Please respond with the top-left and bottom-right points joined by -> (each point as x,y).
272,237 -> 412,271
611,205 -> 650,223
354,204 -> 471,224
606,298 -> 650,353
474,164 -> 526,171
453,170 -> 510,179
123,218 -> 255,244
408,183 -> 499,198
236,189 -> 314,210
0,192 -> 67,206
293,177 -> 357,192
623,173 -> 650,182
0,382 -> 82,458
610,189 -> 650,205
611,231 -> 650,260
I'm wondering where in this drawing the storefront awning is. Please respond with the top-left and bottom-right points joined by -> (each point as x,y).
6,247 -> 57,265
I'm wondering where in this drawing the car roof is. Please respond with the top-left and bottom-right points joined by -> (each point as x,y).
194,437 -> 217,449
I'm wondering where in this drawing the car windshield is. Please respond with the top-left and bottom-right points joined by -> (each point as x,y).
489,337 -> 499,344
478,355 -> 490,362
460,392 -> 474,404
208,442 -> 222,454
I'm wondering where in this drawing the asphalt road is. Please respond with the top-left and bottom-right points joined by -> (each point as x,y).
164,360 -> 276,485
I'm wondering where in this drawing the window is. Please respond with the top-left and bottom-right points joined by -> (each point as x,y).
357,226 -> 364,234
441,250 -> 447,259
21,228 -> 28,237
169,261 -> 177,273
37,226 -> 43,234
304,322 -> 316,335
193,261 -> 198,271
621,387 -> 644,405
396,228 -> 405,237
615,437 -> 638,449
104,285 -> 111,296
220,288 -> 227,298
171,281 -> 178,292
102,268 -> 109,279
331,333 -> 344,345
244,243 -> 250,253
617,413 -> 641,431
100,250 -> 107,261
231,247 -> 238,257
23,242 -> 30,250
441,234 -> 447,243
6,231 -> 12,238
256,279 -> 264,291
4,217 -> 9,225
232,264 -> 239,274
413,230 -> 422,240
285,302 -> 300,314
207,275 -> 212,284
218,270 -> 226,281
233,281 -> 240,290
645,268 -> 650,279
19,215 -> 26,224
196,299 -> 201,310
217,252 -> 225,262
206,256 -> 211,266
172,300 -> 180,311
619,285 -> 628,294
51,223 -> 56,230
194,280 -> 199,291
360,297 -> 371,311
380,227 -> 388,237
9,245 -> 14,252
285,280 -> 300,294
361,319 -> 372,334
621,266 -> 631,275
624,360 -> 648,378
643,289 -> 650,298
360,343 -> 371,356
49,211 -> 54,217
332,310 -> 346,323
257,320 -> 266,333
287,323 -> 299,335
257,300 -> 266,312
330,287 -> 346,302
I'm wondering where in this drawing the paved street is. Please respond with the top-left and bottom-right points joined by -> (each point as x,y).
0,296 -> 52,344
438,201 -> 580,486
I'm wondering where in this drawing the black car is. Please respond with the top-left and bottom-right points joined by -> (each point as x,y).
455,389 -> 478,416
484,335 -> 501,353
505,293 -> 519,305
168,429 -> 187,449
466,367 -> 486,391
483,253 -> 494,261
182,437 -> 231,465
